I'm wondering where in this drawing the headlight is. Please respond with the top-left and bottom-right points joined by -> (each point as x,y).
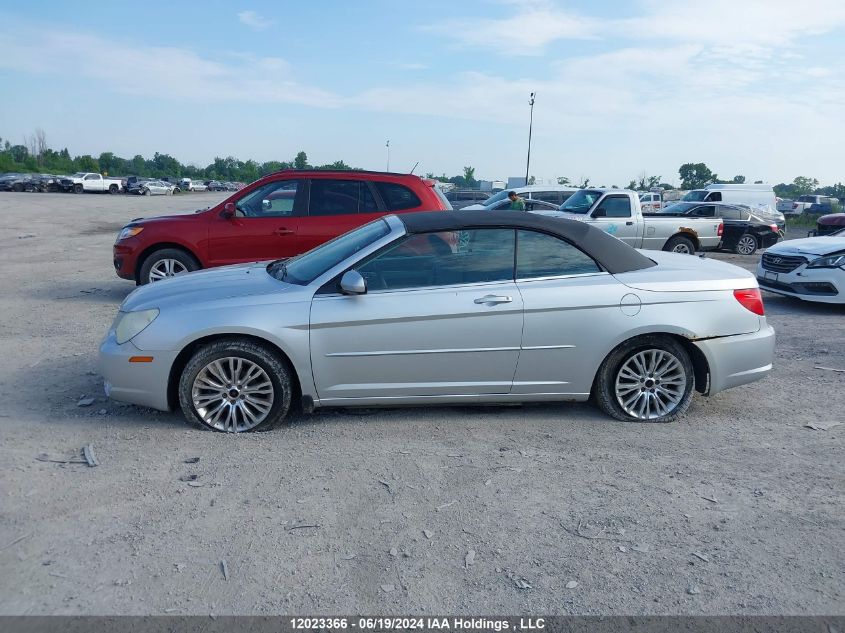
806,254 -> 845,269
117,226 -> 144,240
114,309 -> 159,344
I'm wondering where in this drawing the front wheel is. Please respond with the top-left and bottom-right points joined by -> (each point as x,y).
594,335 -> 694,423
138,248 -> 199,284
73,184 -> 83,194
734,234 -> 758,256
179,340 -> 292,432
663,235 -> 696,254
143,188 -> 151,196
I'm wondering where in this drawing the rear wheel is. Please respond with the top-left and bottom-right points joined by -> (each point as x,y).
734,234 -> 758,256
594,335 -> 694,423
179,340 -> 292,432
109,184 -> 119,194
663,235 -> 696,254
138,248 -> 199,284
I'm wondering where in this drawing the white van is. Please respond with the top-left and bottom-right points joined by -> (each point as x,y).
682,184 -> 776,210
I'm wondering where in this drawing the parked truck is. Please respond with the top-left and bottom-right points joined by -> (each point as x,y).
533,188 -> 723,254
59,172 -> 123,194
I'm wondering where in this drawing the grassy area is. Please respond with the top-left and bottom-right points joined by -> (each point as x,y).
786,213 -> 821,229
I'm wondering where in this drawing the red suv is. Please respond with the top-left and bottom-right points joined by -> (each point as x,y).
113,170 -> 452,284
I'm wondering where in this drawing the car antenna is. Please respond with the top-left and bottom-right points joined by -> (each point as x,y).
409,161 -> 419,174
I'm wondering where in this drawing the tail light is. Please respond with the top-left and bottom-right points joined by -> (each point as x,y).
770,224 -> 779,233
717,222 -> 724,237
734,288 -> 765,315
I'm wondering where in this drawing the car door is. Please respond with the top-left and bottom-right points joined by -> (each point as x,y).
206,179 -> 304,266
590,194 -> 643,246
83,173 -> 102,192
511,229 -> 630,395
295,178 -> 384,254
309,228 -> 523,401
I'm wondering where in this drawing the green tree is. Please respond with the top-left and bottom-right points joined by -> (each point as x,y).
462,166 -> 477,188
8,144 -> 28,163
678,163 -> 716,190
294,151 -> 309,170
75,154 -> 99,171
732,175 -> 746,184
557,176 -> 570,185
527,175 -> 536,185
792,176 -> 818,195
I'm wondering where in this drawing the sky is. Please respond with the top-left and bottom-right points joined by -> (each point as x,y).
1,0 -> 844,186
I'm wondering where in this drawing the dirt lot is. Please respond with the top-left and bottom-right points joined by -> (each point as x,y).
0,192 -> 842,616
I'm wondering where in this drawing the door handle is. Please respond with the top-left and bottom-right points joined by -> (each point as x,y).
474,295 -> 512,305
274,227 -> 294,235
626,221 -> 634,226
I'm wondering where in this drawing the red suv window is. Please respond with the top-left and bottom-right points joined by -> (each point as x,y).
375,182 -> 422,211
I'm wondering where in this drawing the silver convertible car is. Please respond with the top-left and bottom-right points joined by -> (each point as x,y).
99,211 -> 775,432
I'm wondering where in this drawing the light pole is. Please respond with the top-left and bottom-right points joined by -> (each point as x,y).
386,140 -> 390,172
525,92 -> 535,186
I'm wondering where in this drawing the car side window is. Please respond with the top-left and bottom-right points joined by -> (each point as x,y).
84,174 -> 98,180
693,205 -> 716,217
596,195 -> 631,218
375,182 -> 422,211
516,230 -> 601,279
532,191 -> 559,204
356,229 -> 515,291
236,180 -> 303,217
310,179 -> 366,216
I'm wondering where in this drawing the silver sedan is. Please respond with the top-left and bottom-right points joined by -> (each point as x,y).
99,211 -> 775,432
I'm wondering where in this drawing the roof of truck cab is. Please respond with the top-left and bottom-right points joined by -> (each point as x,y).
397,210 -> 656,274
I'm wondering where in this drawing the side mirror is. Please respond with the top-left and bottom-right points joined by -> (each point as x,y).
339,270 -> 367,295
262,199 -> 271,210
221,202 -> 236,219
592,208 -> 607,218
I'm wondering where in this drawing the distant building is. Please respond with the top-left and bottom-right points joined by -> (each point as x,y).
479,180 -> 506,192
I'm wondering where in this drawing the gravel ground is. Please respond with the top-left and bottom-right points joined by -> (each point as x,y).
0,192 -> 842,615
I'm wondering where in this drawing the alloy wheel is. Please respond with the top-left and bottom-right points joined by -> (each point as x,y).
614,349 -> 687,420
671,243 -> 691,254
148,258 -> 188,282
737,235 -> 757,255
191,357 -> 275,432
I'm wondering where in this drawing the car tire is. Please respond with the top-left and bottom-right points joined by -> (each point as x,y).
594,335 -> 694,423
663,235 -> 696,254
73,184 -> 83,194
109,184 -> 119,194
734,234 -> 758,256
138,248 -> 200,285
13,183 -> 24,192
143,188 -> 151,196
179,339 -> 292,433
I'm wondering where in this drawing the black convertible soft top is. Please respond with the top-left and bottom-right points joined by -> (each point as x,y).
398,210 -> 656,274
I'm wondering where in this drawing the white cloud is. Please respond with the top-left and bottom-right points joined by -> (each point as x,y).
237,10 -> 272,31
0,27 -> 339,107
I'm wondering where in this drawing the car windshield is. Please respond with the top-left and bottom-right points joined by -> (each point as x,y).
268,219 -> 391,285
482,190 -> 511,207
71,172 -> 86,178
682,190 -> 708,202
560,189 -> 602,214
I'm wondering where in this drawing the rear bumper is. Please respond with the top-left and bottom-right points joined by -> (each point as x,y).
693,324 -> 775,395
99,333 -> 177,411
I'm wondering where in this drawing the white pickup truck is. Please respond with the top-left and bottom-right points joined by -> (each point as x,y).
534,188 -> 723,254
59,172 -> 123,194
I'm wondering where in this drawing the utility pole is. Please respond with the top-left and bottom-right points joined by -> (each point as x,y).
525,92 -> 535,187
386,140 -> 390,172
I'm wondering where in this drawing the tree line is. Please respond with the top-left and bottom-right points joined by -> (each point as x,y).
2,131 -> 842,200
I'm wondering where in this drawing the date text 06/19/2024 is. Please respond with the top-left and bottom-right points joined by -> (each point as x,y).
289,618 -> 546,631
